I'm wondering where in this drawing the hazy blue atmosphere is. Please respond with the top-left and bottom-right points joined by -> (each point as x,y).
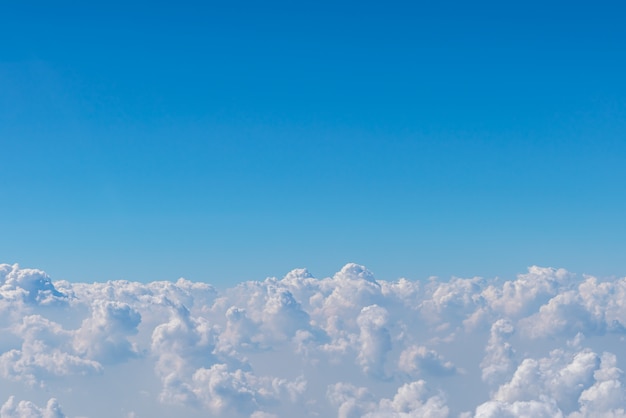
2,0 -> 625,284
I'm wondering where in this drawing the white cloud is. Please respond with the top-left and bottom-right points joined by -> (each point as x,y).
398,344 -> 456,378
481,319 -> 515,386
73,300 -> 141,363
1,262 -> 626,417
474,397 -> 564,418
0,264 -> 66,306
327,382 -> 377,418
363,380 -> 449,418
356,305 -> 392,378
1,396 -> 66,418
191,364 -> 306,415
327,380 -> 449,418
0,315 -> 102,385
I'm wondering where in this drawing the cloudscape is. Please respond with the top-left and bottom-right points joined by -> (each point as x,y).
2,1 -> 626,417
2,262 -> 626,417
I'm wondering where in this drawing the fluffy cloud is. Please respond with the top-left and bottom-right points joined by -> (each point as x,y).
398,344 -> 457,378
1,397 -> 66,418
73,300 -> 141,363
0,264 -> 66,306
0,315 -> 102,385
356,305 -> 392,378
327,380 -> 449,418
1,262 -> 626,417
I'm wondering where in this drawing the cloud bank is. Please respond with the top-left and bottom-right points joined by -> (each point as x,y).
1,263 -> 626,417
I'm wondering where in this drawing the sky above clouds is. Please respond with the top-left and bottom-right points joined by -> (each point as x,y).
1,0 -> 626,283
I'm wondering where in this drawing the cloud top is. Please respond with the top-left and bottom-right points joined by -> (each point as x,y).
1,263 -> 626,417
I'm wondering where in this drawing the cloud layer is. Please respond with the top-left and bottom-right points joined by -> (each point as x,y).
1,263 -> 626,417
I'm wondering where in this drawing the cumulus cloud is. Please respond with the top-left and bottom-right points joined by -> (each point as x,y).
327,380 -> 449,418
1,396 -> 66,418
1,262 -> 626,417
73,300 -> 141,363
398,344 -> 457,378
356,305 -> 392,378
0,264 -> 66,306
481,319 -> 515,386
0,315 -> 102,385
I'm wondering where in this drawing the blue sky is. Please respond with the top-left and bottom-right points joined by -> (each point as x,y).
2,0 -> 625,284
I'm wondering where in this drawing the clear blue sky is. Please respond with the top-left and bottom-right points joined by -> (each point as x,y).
2,1 -> 625,284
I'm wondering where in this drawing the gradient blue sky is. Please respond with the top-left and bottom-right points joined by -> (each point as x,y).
2,1 -> 625,284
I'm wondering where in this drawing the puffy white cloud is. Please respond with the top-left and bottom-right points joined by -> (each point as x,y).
364,380 -> 449,418
481,319 -> 515,386
570,352 -> 626,418
474,397 -> 564,418
0,264 -> 66,306
474,344 -> 626,417
190,363 -> 306,415
482,266 -> 573,318
1,263 -> 626,417
0,315 -> 102,385
420,275 -> 487,327
327,380 -> 449,418
150,304 -> 216,406
1,396 -> 66,418
73,300 -> 141,363
327,382 -> 377,418
398,345 -> 456,378
356,305 -> 392,378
